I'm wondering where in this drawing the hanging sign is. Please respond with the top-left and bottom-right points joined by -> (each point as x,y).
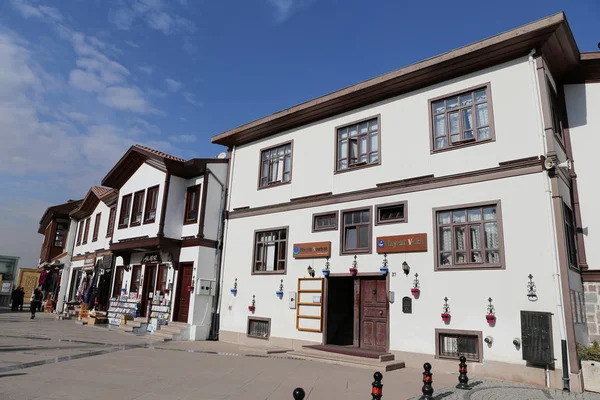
141,252 -> 162,264
84,257 -> 96,266
292,242 -> 331,259
376,233 -> 427,254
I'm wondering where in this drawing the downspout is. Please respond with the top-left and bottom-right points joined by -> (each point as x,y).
205,165 -> 227,340
157,172 -> 171,237
528,49 -> 570,391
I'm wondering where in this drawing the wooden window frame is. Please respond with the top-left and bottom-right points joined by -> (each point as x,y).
563,203 -> 578,270
312,210 -> 339,233
247,316 -> 271,340
106,207 -> 116,238
82,217 -> 91,245
258,141 -> 293,189
340,206 -> 373,255
54,222 -> 68,248
157,264 -> 168,294
130,265 -> 142,293
335,115 -> 381,174
252,226 -> 289,275
429,83 -> 496,154
433,200 -> 505,271
435,328 -> 483,362
375,201 -> 408,225
144,185 -> 159,224
92,212 -> 101,242
184,184 -> 202,224
118,194 -> 132,229
76,220 -> 84,246
547,78 -> 567,145
130,190 -> 146,227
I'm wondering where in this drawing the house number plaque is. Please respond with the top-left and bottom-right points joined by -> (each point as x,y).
402,296 -> 412,314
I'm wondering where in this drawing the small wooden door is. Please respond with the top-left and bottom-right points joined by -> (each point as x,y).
140,265 -> 156,318
360,279 -> 388,351
176,263 -> 193,322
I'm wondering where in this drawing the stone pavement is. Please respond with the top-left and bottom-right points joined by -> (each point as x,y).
1,309 -> 600,399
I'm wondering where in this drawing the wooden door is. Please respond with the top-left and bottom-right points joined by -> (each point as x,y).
140,265 -> 156,318
360,279 -> 388,351
176,263 -> 193,322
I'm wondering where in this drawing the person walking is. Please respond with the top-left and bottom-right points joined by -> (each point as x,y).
30,287 -> 43,319
10,288 -> 17,311
17,287 -> 25,311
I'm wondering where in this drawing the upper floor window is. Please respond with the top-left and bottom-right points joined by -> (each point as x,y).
76,220 -> 84,246
82,217 -> 91,244
341,207 -> 372,254
336,117 -> 379,172
548,80 -> 567,142
118,194 -> 132,228
375,202 -> 407,225
106,207 -> 116,237
312,211 -> 338,232
435,201 -> 504,270
184,184 -> 201,224
563,203 -> 577,269
430,85 -> 494,152
144,186 -> 159,224
92,213 -> 101,242
253,228 -> 288,274
54,223 -> 68,247
131,190 -> 145,226
259,142 -> 292,188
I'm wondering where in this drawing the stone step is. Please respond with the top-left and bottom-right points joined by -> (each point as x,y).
157,324 -> 186,334
287,349 -> 405,372
75,319 -> 88,325
150,330 -> 173,340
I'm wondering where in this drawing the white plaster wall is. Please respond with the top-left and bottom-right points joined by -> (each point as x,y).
220,173 -> 567,366
72,201 -> 112,256
165,175 -> 188,239
180,176 -> 204,239
113,163 -> 165,242
565,83 -> 600,271
228,56 -> 543,210
202,163 -> 228,241
57,219 -> 79,312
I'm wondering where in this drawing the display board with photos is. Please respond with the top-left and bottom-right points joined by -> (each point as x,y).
107,298 -> 139,326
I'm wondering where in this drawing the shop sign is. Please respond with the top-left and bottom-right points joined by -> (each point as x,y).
376,233 -> 427,254
141,252 -> 162,264
292,241 -> 331,259
1,282 -> 12,293
84,257 -> 96,266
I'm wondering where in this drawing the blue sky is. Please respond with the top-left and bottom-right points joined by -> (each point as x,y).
0,0 -> 598,268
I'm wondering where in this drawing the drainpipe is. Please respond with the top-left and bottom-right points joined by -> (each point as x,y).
529,49 -> 570,391
205,165 -> 227,340
157,172 -> 171,237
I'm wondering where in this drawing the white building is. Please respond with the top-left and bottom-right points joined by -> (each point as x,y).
213,13 -> 591,391
100,144 -> 228,340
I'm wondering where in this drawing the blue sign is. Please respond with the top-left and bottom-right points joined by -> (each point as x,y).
293,246 -> 300,255
377,240 -> 384,248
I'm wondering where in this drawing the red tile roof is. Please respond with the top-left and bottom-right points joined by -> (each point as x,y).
134,144 -> 185,162
91,186 -> 111,198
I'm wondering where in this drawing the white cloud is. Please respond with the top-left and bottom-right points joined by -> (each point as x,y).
183,91 -> 202,107
99,86 -> 154,113
109,0 -> 196,35
12,0 -> 63,22
62,111 -> 89,124
169,134 -> 195,143
69,69 -> 106,93
138,65 -> 153,75
165,77 -> 182,92
267,0 -> 294,22
130,117 -> 161,135
125,40 -> 140,48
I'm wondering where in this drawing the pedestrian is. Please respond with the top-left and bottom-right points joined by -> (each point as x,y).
30,287 -> 43,319
10,288 -> 17,311
18,287 -> 25,311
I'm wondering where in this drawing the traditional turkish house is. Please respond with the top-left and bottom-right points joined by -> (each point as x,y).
213,13 -> 593,391
65,186 -> 118,316
37,199 -> 83,312
100,144 -> 228,340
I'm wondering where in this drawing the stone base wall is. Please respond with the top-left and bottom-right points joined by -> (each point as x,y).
584,282 -> 600,342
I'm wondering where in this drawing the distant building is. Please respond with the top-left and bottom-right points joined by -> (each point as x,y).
0,255 -> 20,306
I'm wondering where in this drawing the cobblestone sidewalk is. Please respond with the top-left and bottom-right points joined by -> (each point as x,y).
408,379 -> 600,400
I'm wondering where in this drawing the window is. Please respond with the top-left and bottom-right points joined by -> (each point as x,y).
253,228 -> 288,274
118,194 -> 132,228
130,265 -> 142,293
431,85 -> 494,151
92,213 -> 101,242
563,203 -> 578,268
106,207 -> 116,237
376,202 -> 407,225
157,264 -> 168,294
571,290 -> 586,324
144,186 -> 159,223
184,184 -> 201,224
54,223 -> 68,247
247,317 -> 271,339
341,207 -> 372,254
548,79 -> 567,141
82,218 -> 91,244
130,190 -> 145,226
336,117 -> 380,172
112,266 -> 124,298
312,211 -> 338,232
436,329 -> 482,362
76,220 -> 84,246
259,142 -> 292,188
435,201 -> 504,270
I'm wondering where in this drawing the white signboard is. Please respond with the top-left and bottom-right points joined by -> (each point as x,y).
1,282 -> 12,293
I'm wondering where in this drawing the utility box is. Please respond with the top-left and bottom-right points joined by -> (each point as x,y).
196,279 -> 215,296
289,292 -> 297,309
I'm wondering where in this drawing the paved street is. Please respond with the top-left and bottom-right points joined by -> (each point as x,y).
1,309 -> 600,400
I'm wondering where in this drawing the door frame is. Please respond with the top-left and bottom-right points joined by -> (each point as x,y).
322,272 -> 390,352
140,264 -> 157,318
173,262 -> 193,323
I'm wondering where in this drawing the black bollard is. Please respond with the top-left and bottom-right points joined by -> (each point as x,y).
456,355 -> 471,390
371,371 -> 383,399
419,363 -> 434,400
293,388 -> 305,400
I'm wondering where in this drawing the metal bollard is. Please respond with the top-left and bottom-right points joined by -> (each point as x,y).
456,355 -> 471,390
293,388 -> 305,400
419,363 -> 434,400
371,371 -> 383,399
